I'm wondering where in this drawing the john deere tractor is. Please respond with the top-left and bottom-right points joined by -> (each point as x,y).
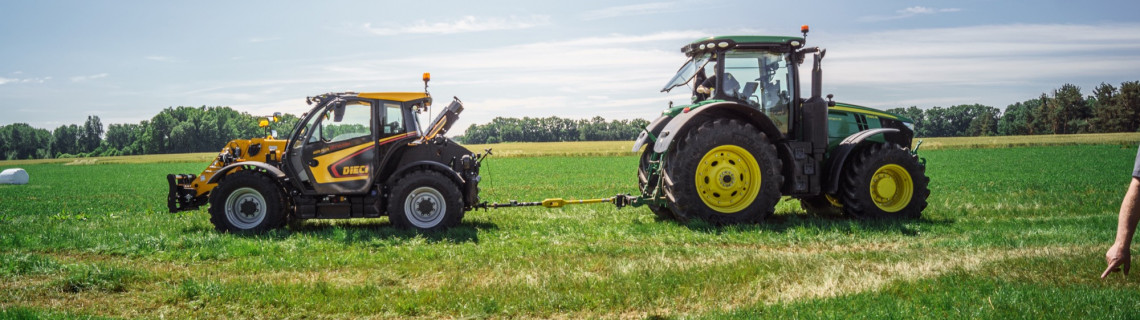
633,26 -> 929,223
167,74 -> 484,232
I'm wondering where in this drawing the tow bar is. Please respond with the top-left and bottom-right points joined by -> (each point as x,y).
476,194 -> 658,210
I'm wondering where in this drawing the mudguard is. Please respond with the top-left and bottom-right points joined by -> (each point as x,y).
631,114 -> 672,152
387,160 -> 465,186
823,128 -> 900,194
651,102 -> 781,153
206,161 -> 288,184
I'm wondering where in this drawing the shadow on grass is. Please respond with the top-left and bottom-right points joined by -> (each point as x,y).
663,212 -> 955,236
223,220 -> 500,245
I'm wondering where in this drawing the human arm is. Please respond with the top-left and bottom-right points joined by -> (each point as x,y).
696,76 -> 716,95
1102,177 -> 1140,278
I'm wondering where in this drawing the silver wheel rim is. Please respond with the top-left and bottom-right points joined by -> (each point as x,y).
404,186 -> 445,228
225,187 -> 267,229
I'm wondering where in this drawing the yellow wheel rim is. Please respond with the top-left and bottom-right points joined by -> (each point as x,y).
695,145 -> 762,213
869,164 -> 913,212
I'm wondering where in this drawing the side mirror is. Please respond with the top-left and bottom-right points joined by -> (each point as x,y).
332,103 -> 346,122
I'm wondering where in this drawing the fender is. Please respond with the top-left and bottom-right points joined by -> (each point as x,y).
823,128 -> 900,194
206,161 -> 288,184
631,114 -> 672,152
652,102 -> 782,153
387,160 -> 465,186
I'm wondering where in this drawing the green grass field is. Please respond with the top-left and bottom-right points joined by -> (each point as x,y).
1,134 -> 1139,319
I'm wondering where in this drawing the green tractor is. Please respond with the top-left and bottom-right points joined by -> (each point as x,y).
634,26 -> 929,223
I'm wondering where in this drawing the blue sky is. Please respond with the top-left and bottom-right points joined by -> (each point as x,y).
3,0 -> 1140,134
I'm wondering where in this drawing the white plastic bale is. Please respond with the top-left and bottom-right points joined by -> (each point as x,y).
0,168 -> 29,185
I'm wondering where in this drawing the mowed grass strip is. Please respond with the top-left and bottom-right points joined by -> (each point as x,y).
0,143 -> 1136,318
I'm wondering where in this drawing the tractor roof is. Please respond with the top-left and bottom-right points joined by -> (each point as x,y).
682,35 -> 806,56
689,35 -> 804,46
357,92 -> 430,102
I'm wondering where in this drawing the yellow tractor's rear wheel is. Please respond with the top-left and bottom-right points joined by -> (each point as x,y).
662,118 -> 782,224
839,143 -> 929,219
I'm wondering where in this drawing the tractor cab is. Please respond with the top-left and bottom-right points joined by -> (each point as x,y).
661,36 -> 807,135
282,92 -> 432,195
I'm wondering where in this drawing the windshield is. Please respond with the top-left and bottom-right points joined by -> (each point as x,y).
722,50 -> 794,132
660,53 -> 711,92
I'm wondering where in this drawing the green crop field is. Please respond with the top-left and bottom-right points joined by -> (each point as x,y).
2,136 -> 1140,319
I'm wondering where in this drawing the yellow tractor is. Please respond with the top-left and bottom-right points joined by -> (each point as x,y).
167,74 -> 485,232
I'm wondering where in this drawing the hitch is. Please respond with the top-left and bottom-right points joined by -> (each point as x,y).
477,194 -> 648,210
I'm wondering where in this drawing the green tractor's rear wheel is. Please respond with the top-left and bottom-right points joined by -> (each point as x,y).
840,143 -> 929,219
638,147 -> 674,219
208,171 -> 287,233
662,118 -> 782,224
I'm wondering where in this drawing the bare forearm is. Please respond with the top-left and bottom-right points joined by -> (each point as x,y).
1115,178 -> 1140,246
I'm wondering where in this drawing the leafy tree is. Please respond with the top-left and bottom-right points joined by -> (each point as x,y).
0,123 -> 51,160
78,115 -> 104,153
51,124 -> 80,156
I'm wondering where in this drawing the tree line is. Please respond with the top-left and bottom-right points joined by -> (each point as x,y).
887,81 -> 1140,137
2,80 -> 1139,160
457,116 -> 651,144
0,106 -> 297,160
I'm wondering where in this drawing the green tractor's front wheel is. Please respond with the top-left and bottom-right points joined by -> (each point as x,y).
840,143 -> 929,219
662,118 -> 783,224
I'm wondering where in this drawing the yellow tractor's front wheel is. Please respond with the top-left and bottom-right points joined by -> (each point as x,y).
839,143 -> 929,219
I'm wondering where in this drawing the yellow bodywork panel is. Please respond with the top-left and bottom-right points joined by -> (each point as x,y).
310,142 -> 373,184
357,92 -> 430,102
190,138 -> 288,197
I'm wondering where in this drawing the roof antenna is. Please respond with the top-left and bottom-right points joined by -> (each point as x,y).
423,72 -> 432,122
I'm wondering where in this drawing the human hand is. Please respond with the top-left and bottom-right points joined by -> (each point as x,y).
1101,243 -> 1131,279
696,86 -> 711,95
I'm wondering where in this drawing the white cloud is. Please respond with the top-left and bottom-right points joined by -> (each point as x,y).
145,56 -> 177,62
361,15 -> 551,36
0,76 -> 51,85
815,23 -> 1140,108
70,73 -> 109,82
248,37 -> 280,43
581,2 -> 679,20
860,6 -> 962,22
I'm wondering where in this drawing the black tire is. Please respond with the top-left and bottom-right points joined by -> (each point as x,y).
662,118 -> 783,224
638,147 -> 674,219
798,195 -> 842,215
387,170 -> 464,232
840,143 -> 929,219
208,171 -> 287,233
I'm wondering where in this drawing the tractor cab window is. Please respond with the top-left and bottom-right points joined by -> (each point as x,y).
661,53 -> 712,93
383,102 -> 406,136
310,100 -> 373,144
724,50 -> 793,133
